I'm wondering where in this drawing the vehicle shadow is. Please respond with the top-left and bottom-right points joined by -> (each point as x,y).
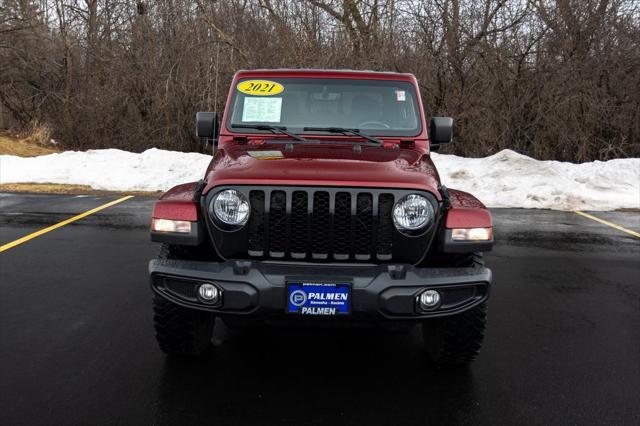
155,321 -> 480,425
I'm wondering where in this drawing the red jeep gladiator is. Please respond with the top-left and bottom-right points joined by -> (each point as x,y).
149,69 -> 493,365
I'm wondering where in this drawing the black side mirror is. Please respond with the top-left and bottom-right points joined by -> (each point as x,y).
196,111 -> 220,142
429,117 -> 453,151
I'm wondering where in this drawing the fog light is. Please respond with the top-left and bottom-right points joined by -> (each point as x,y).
419,290 -> 441,309
198,283 -> 220,303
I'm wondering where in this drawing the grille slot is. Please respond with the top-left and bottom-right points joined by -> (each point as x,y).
248,191 -> 265,256
290,191 -> 308,258
268,191 -> 287,257
333,192 -> 352,259
311,192 -> 330,259
377,194 -> 395,260
242,189 -> 403,262
355,193 -> 373,260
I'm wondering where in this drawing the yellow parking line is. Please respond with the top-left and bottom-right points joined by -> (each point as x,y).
0,195 -> 134,253
574,210 -> 640,238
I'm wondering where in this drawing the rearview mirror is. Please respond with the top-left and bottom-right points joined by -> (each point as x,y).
196,111 -> 220,140
429,117 -> 453,149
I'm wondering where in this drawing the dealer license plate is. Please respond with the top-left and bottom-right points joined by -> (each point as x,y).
286,282 -> 351,316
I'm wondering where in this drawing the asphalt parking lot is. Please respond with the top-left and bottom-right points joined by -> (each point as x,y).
0,193 -> 638,425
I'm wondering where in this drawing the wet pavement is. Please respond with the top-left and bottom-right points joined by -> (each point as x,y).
0,193 -> 638,425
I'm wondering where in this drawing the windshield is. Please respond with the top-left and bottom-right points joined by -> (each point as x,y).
227,77 -> 421,137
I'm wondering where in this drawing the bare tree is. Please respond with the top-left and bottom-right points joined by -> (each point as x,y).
1,0 -> 638,160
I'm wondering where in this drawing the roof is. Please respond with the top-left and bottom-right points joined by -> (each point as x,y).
233,68 -> 417,82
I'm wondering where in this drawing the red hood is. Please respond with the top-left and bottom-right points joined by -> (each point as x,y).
203,141 -> 442,199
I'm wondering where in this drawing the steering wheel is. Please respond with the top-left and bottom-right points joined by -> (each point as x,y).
358,121 -> 390,129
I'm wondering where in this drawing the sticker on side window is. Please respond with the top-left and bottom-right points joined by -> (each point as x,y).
247,150 -> 284,160
237,80 -> 284,96
242,97 -> 282,123
396,90 -> 406,101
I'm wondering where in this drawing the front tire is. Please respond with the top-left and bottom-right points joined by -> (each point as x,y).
422,253 -> 487,366
422,302 -> 487,366
152,244 -> 215,356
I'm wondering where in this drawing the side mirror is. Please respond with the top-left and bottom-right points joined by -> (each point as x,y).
429,117 -> 453,150
196,111 -> 220,141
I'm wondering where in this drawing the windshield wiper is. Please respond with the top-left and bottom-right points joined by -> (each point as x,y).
231,124 -> 307,142
303,127 -> 383,146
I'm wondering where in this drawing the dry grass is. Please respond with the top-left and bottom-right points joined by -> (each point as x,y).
0,134 -> 59,157
0,131 -> 162,197
0,183 -> 162,197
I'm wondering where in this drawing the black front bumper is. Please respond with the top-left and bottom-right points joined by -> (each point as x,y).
149,258 -> 491,320
149,260 -> 491,320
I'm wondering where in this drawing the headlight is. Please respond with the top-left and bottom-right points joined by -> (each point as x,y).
211,189 -> 250,226
392,194 -> 434,231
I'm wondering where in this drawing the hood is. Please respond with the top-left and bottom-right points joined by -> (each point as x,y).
203,141 -> 442,199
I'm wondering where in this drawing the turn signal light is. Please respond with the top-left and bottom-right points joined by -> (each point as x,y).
451,227 -> 493,241
151,218 -> 192,233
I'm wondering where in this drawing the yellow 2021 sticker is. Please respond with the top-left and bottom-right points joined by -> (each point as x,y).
237,80 -> 284,96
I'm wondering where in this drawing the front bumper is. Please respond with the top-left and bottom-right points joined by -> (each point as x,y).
149,259 -> 491,320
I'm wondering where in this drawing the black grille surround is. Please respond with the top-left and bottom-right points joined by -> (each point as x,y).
203,186 -> 441,265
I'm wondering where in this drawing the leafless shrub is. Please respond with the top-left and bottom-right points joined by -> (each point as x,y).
0,0 -> 638,161
22,120 -> 53,146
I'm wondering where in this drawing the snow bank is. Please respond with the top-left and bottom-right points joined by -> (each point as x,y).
0,148 -> 638,210
0,148 -> 211,192
432,150 -> 640,211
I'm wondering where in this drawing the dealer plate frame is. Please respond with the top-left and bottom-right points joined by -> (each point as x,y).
285,280 -> 352,316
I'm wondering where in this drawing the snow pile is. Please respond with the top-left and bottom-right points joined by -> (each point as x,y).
0,147 -> 638,210
0,148 -> 211,192
432,150 -> 640,211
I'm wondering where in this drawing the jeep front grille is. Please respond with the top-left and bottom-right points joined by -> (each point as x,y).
205,186 -> 438,264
